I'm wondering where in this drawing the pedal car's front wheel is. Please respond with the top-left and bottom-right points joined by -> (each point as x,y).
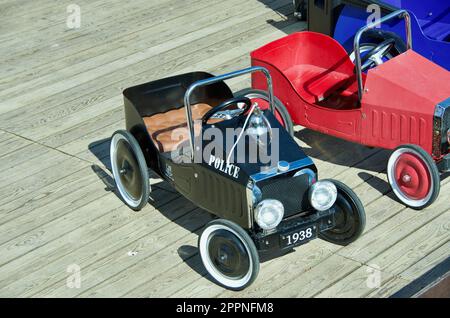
110,130 -> 150,211
387,144 -> 440,210
240,88 -> 294,137
319,180 -> 366,246
198,219 -> 259,290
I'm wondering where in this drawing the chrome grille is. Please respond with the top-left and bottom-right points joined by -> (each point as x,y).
444,107 -> 450,153
434,98 -> 450,156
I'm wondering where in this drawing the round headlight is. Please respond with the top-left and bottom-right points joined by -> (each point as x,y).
254,199 -> 284,230
309,181 -> 337,211
447,128 -> 450,144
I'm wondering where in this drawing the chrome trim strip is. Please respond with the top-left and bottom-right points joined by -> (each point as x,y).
246,181 -> 255,230
183,66 -> 275,161
354,10 -> 412,101
433,97 -> 450,157
250,157 -> 315,183
434,98 -> 450,118
293,168 -> 316,185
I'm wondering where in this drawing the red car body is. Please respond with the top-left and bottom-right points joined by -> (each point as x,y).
250,32 -> 450,161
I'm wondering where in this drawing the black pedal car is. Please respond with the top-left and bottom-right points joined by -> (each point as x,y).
110,67 -> 366,290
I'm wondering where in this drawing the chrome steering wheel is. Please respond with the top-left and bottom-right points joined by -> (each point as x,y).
360,38 -> 395,72
202,97 -> 252,125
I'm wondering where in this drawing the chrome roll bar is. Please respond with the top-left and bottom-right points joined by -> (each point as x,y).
354,9 -> 413,101
183,66 -> 275,160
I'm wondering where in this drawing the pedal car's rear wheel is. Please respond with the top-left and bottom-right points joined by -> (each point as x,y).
319,180 -> 366,246
240,89 -> 294,137
110,130 -> 150,211
198,219 -> 259,290
387,145 -> 440,210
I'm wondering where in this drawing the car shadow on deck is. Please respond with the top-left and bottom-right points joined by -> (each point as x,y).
294,128 -> 398,197
256,0 -> 306,34
89,137 -> 218,283
295,128 -> 450,201
178,244 -> 297,289
294,128 -> 391,173
258,0 -> 307,34
88,137 -> 186,205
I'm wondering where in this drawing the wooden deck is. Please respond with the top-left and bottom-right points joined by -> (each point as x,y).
0,0 -> 448,298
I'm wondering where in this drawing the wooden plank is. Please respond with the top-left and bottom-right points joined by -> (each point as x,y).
1,1 -> 295,139
0,168 -> 104,237
124,247 -> 207,298
43,107 -> 123,150
0,1 -> 64,28
0,0 -> 159,44
0,157 -> 88,211
390,255 -> 450,298
399,241 -> 450,282
0,0 -> 206,91
0,143 -> 49,172
0,130 -> 33,158
0,190 -> 117,267
314,266 -> 399,298
19,202 -> 205,297
0,165 -> 95,216
0,130 -> 12,143
367,276 -> 410,298
0,0 -> 173,62
0,189 -> 185,297
369,211 -> 450,276
264,254 -> 361,298
0,146 -> 71,189
0,0 -> 291,115
0,0 -> 202,68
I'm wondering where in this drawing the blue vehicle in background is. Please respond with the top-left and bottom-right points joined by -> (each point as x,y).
298,0 -> 450,70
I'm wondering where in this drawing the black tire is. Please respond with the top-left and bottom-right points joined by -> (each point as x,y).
239,88 -> 295,137
319,180 -> 366,246
198,219 -> 260,290
387,144 -> 440,210
110,130 -> 150,211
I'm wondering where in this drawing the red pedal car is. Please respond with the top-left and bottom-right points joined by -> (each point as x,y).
250,10 -> 450,209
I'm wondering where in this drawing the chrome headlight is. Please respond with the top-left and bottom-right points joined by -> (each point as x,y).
447,128 -> 450,144
254,199 -> 284,230
309,181 -> 337,211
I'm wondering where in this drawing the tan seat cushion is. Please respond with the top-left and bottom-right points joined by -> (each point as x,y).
143,103 -> 213,153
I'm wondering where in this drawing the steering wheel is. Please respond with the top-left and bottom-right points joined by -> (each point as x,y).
360,38 -> 395,72
202,97 -> 252,125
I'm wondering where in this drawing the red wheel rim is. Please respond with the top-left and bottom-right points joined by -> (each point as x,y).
394,152 -> 431,200
249,98 -> 285,127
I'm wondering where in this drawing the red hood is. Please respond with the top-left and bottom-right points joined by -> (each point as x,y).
363,50 -> 450,116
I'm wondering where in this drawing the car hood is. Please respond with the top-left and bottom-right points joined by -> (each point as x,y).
362,50 -> 450,116
200,111 -> 315,185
